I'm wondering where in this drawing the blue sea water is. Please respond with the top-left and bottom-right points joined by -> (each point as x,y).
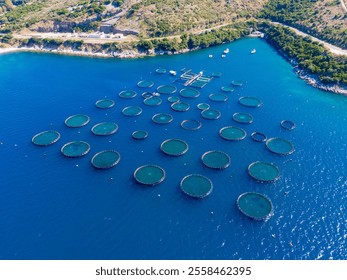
0,38 -> 346,260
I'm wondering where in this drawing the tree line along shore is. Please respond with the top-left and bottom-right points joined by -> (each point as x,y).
0,21 -> 346,94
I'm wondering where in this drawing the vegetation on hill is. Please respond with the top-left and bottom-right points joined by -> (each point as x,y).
262,23 -> 347,85
260,0 -> 347,48
0,0 -> 266,35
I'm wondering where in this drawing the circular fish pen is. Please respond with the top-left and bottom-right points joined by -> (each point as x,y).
91,150 -> 121,169
180,174 -> 213,198
239,97 -> 263,108
134,165 -> 166,186
122,106 -> 142,117
180,119 -> 202,131
209,93 -> 228,102
91,122 -> 118,136
251,132 -> 267,142
152,113 -> 173,124
142,92 -> 153,99
132,130 -> 148,140
266,137 -> 295,155
143,96 -> 162,106
160,139 -> 189,156
197,103 -> 210,110
219,126 -> 247,141
201,109 -> 221,120
32,130 -> 61,146
212,72 -> 222,77
95,99 -> 115,109
248,161 -> 280,182
201,150 -> 231,170
137,80 -> 154,88
280,120 -> 296,130
233,112 -> 253,124
231,80 -> 243,87
156,68 -> 166,74
171,102 -> 190,112
221,86 -> 234,92
179,88 -> 200,98
119,90 -> 137,99
65,114 -> 90,128
157,85 -> 177,94
237,192 -> 273,220
168,96 -> 180,103
61,141 -> 90,158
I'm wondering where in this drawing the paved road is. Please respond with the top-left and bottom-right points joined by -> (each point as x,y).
272,22 -> 347,56
341,0 -> 347,12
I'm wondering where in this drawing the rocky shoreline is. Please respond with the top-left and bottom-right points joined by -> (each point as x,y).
0,45 -> 192,59
297,70 -> 347,96
1,43 -> 346,96
272,48 -> 347,96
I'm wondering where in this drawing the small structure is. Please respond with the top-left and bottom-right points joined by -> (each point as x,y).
179,88 -> 200,98
248,161 -> 280,182
143,96 -> 162,106
160,139 -> 189,156
232,112 -> 253,124
209,93 -> 228,102
171,102 -> 190,112
122,106 -> 142,117
201,150 -> 231,170
95,99 -> 115,109
91,122 -> 118,136
91,150 -> 121,169
237,192 -> 273,220
266,138 -> 295,155
132,130 -> 148,140
251,132 -> 267,142
238,96 -> 263,108
197,103 -> 210,110
201,109 -> 221,120
280,120 -> 296,130
61,141 -> 90,158
65,114 -> 90,128
219,126 -> 247,141
32,130 -> 60,146
180,119 -> 202,131
157,85 -> 177,94
180,174 -> 213,198
134,165 -> 166,186
152,113 -> 173,124
137,80 -> 154,88
119,90 -> 137,99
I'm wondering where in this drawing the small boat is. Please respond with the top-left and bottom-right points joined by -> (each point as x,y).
223,48 -> 229,54
208,54 -> 213,58
221,54 -> 226,58
169,70 -> 177,76
251,48 -> 256,54
152,92 -> 160,97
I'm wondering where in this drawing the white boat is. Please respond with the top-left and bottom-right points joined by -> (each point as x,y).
221,54 -> 226,58
223,48 -> 229,54
209,54 -> 213,58
251,48 -> 256,54
169,70 -> 177,76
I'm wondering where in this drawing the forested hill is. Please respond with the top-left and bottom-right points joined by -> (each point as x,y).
0,0 -> 346,48
260,0 -> 347,49
0,0 -> 267,36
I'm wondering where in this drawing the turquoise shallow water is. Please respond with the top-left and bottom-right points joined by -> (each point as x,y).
0,38 -> 346,260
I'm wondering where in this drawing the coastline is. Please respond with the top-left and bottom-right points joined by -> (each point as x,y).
1,42 -> 346,96
271,48 -> 347,96
0,45 -> 193,59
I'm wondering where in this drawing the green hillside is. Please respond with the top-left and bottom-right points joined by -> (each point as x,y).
0,0 -> 266,35
260,0 -> 347,48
